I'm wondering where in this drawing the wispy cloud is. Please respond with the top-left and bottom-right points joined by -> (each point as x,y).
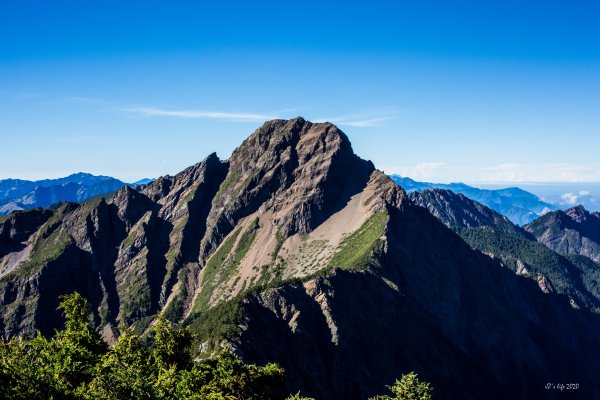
386,162 -> 448,181
480,163 -> 600,183
126,107 -> 278,122
560,190 -> 592,205
125,106 -> 403,126
383,162 -> 600,184
315,107 -> 402,128
335,117 -> 397,127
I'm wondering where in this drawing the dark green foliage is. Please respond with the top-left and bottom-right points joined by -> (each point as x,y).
567,254 -> 600,307
271,229 -> 285,262
286,393 -> 316,400
0,293 -> 289,400
187,296 -> 245,351
0,293 -> 106,399
129,314 -> 156,336
369,372 -> 434,400
86,330 -> 154,399
458,226 -> 600,310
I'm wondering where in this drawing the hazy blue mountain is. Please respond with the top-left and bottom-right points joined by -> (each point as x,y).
0,173 -> 122,203
390,175 -> 558,225
0,173 -> 127,216
132,178 -> 155,186
499,182 -> 600,213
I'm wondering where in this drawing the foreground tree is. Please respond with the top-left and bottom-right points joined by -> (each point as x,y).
0,293 -> 286,400
0,293 -> 106,399
370,372 -> 434,400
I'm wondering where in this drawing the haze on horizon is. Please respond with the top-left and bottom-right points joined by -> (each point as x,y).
1,1 -> 599,186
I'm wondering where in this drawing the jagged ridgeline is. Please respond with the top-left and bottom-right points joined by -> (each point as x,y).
410,189 -> 600,313
2,118 -> 600,400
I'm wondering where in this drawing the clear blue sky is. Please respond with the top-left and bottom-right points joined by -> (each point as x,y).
1,0 -> 599,184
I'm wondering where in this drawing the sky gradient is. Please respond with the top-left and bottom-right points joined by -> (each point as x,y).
1,1 -> 599,184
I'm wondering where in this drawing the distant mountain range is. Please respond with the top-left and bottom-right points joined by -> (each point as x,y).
0,172 -> 574,228
0,173 -> 154,216
390,175 -> 558,225
485,182 -> 600,213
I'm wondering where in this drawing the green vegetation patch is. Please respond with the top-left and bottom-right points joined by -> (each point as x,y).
0,293 -> 291,400
120,259 -> 153,322
130,314 -> 156,336
459,226 -> 600,310
163,267 -> 191,322
180,182 -> 200,204
121,213 -> 150,249
4,220 -> 73,280
271,229 -> 285,262
213,165 -> 242,203
193,218 -> 260,312
566,254 -> 600,310
1,293 -> 433,400
187,296 -> 245,350
329,211 -> 388,271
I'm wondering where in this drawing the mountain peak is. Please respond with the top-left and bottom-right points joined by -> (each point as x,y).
525,204 -> 600,263
565,204 -> 589,221
233,117 -> 352,163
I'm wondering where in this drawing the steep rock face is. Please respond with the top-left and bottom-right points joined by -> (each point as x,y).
186,118 -> 383,312
197,118 -> 374,258
0,152 -> 228,337
525,205 -> 600,263
0,209 -> 53,262
236,204 -> 600,400
408,188 -> 529,238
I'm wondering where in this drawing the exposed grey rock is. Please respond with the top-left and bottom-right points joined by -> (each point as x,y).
526,205 -> 600,263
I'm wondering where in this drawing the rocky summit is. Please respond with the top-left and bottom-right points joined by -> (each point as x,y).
2,118 -> 600,399
525,205 -> 600,263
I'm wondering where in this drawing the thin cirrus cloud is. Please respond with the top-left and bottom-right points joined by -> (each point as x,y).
480,163 -> 600,183
126,106 -> 400,127
125,107 -> 278,122
315,109 -> 402,128
386,162 -> 448,181
385,162 -> 600,184
330,116 -> 397,128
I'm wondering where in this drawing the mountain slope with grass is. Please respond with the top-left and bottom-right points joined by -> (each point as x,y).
1,118 -> 600,399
